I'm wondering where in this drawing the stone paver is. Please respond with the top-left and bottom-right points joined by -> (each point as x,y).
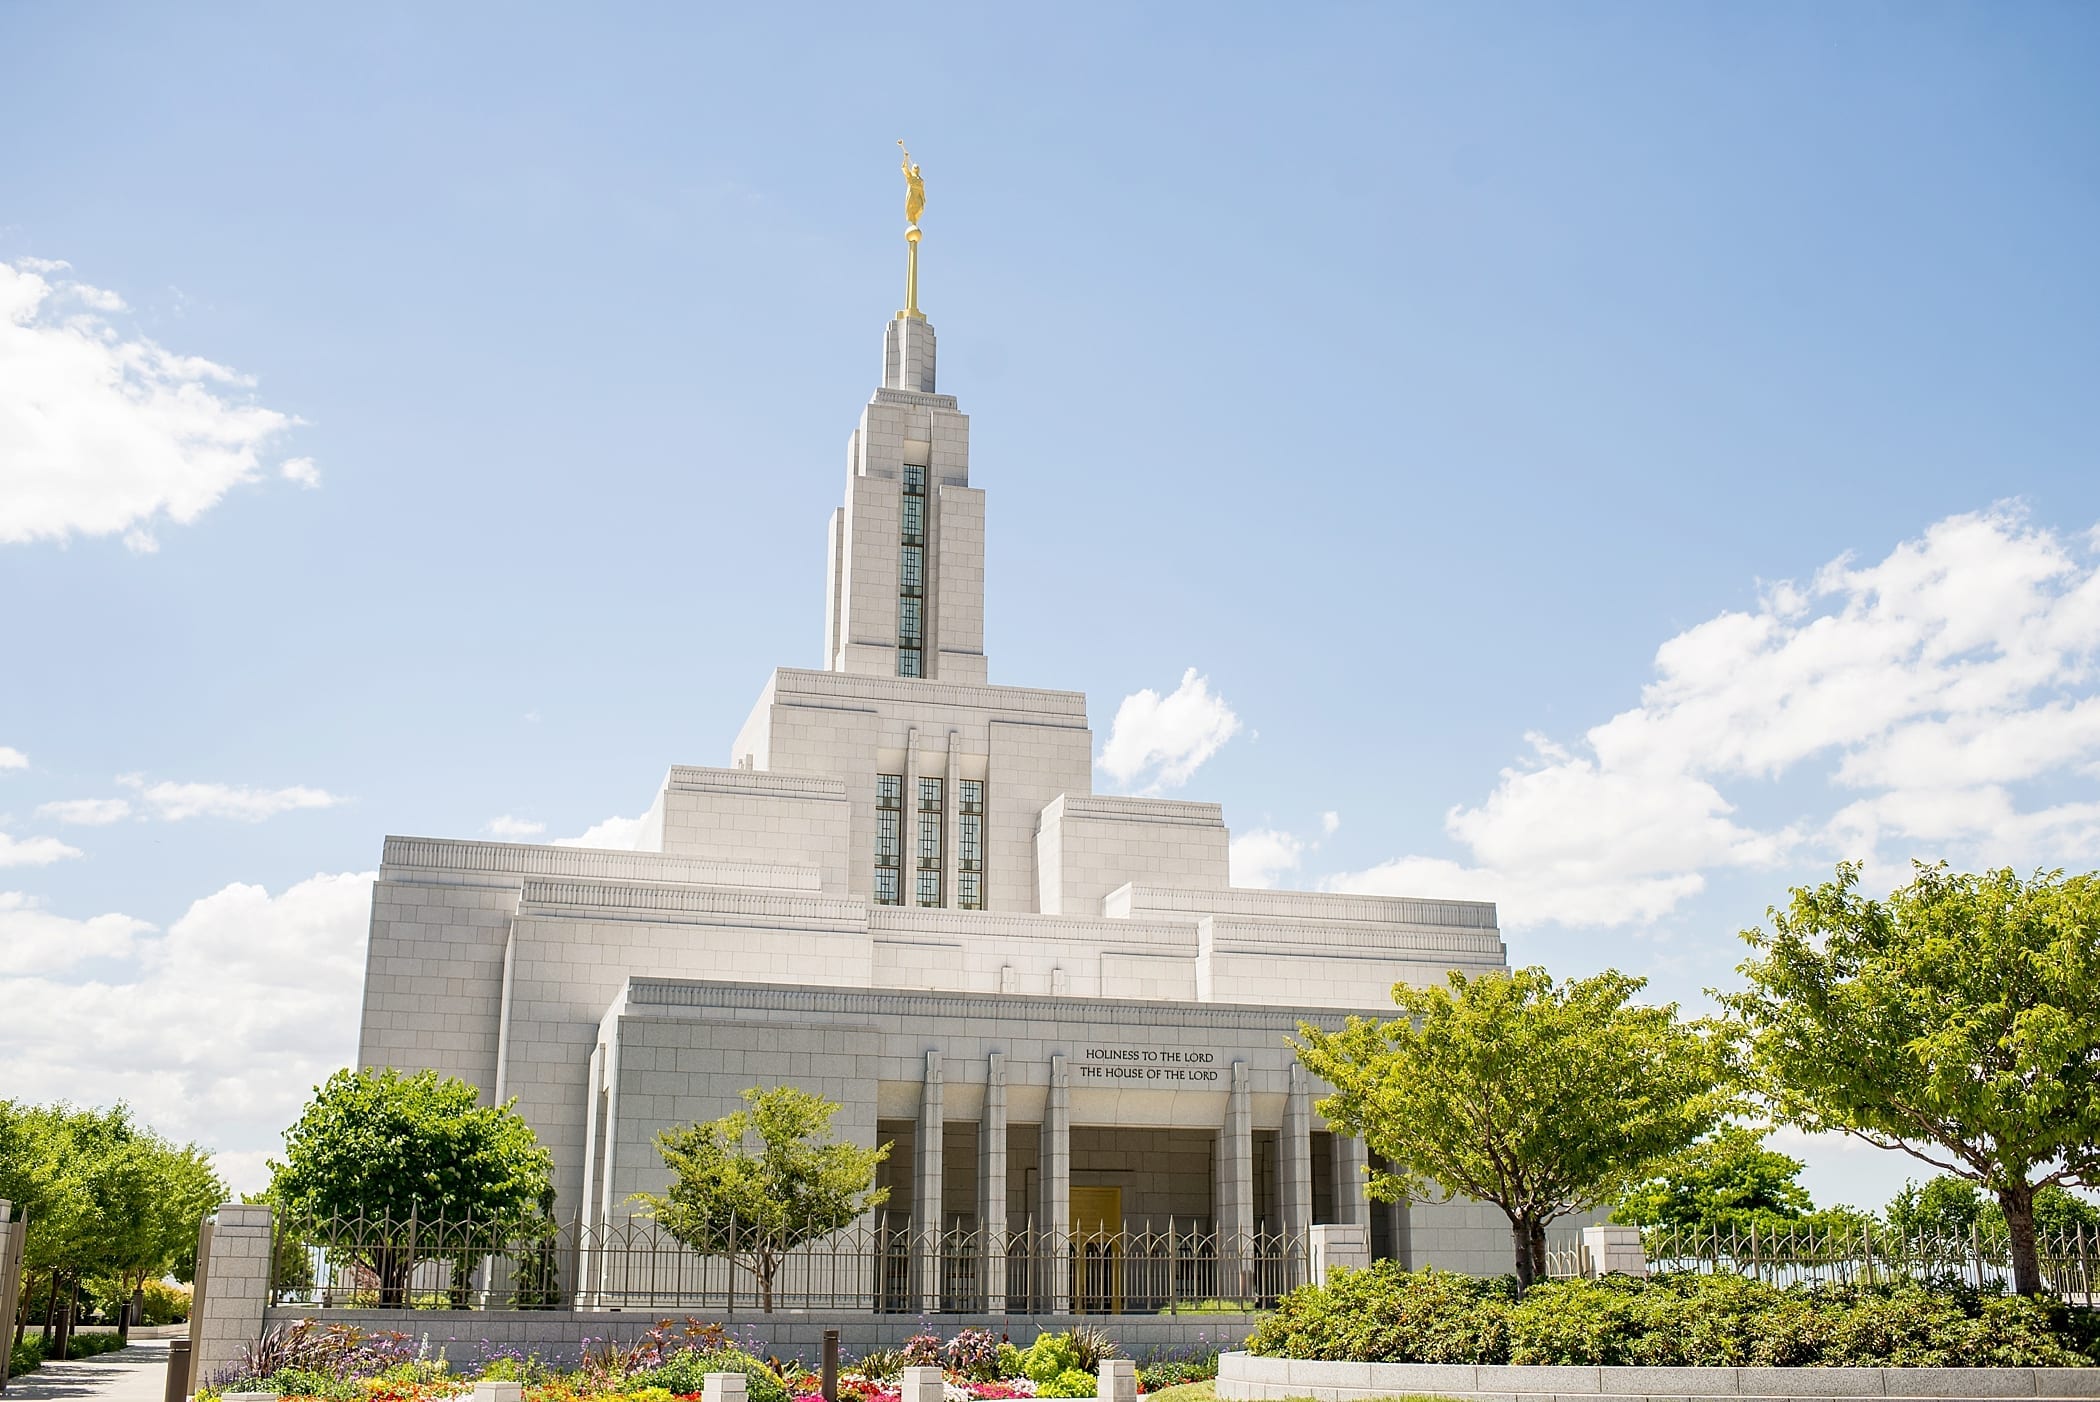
5,1340 -> 173,1402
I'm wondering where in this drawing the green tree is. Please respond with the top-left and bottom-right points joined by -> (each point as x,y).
1295,966 -> 1728,1294
1886,1175 -> 2100,1241
632,1085 -> 890,1313
1721,862 -> 2100,1296
269,1068 -> 554,1305
1613,1126 -> 1814,1235
0,1103 -> 222,1352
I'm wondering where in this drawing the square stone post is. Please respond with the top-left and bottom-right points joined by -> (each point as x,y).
977,1052 -> 1007,1313
900,1368 -> 944,1402
1216,1061 -> 1253,1301
1333,1134 -> 1371,1229
1281,1064 -> 1313,1287
703,1375 -> 748,1402
1096,1359 -> 1137,1402
191,1203 -> 274,1390
915,1050 -> 944,1313
1038,1052 -> 1070,1313
1582,1223 -> 1648,1278
1308,1223 -> 1370,1282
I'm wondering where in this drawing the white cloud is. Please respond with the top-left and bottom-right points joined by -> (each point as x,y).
36,796 -> 132,825
557,813 -> 646,849
280,457 -> 321,489
0,747 -> 27,770
485,815 -> 546,839
118,774 -> 344,822
1230,828 -> 1305,889
0,871 -> 373,1196
0,257 -> 304,548
1099,667 -> 1242,791
0,892 -> 154,974
1331,505 -> 2100,929
1321,811 -> 1341,836
0,832 -> 84,868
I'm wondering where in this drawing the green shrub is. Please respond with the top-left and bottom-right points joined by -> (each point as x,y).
233,1367 -> 352,1398
851,1347 -> 905,1382
1247,1264 -> 2100,1367
992,1343 -> 1026,1380
142,1281 -> 193,1326
1020,1333 -> 1084,1384
1036,1367 -> 1099,1398
11,1338 -> 46,1376
1247,1262 -> 1515,1364
627,1347 -> 788,1402
1136,1354 -> 1221,1391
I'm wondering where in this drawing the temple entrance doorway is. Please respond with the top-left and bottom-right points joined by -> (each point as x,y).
1070,1185 -> 1123,1313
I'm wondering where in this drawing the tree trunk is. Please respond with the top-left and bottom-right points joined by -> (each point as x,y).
16,1271 -> 37,1345
122,1280 -> 142,1341
40,1274 -> 56,1343
759,1253 -> 775,1314
1509,1218 -> 1537,1296
1529,1222 -> 1549,1283
2000,1181 -> 2044,1297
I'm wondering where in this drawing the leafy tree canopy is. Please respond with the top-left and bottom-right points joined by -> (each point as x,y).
1296,966 -> 1729,1293
1886,1175 -> 2100,1240
269,1067 -> 553,1229
1720,862 -> 2100,1295
0,1099 -> 225,1340
632,1085 -> 889,1312
1612,1124 -> 1869,1237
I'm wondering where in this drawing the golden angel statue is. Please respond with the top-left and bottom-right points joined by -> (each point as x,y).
898,140 -> 925,227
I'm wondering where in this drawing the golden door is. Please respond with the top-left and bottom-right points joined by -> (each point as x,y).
1069,1186 -> 1123,1313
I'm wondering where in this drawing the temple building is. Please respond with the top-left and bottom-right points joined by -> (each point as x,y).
353,170 -> 1528,1306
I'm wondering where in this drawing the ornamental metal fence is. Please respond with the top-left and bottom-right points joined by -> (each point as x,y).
269,1213 -> 1308,1316
1642,1222 -> 2100,1298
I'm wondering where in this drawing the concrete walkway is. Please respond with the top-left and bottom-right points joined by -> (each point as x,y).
4,1340 -> 173,1402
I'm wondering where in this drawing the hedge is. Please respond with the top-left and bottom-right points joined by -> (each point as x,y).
1245,1264 -> 2100,1367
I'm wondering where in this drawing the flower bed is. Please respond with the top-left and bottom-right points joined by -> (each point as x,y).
204,1321 -> 1217,1402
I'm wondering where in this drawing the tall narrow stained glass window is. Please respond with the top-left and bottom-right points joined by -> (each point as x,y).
957,779 -> 984,910
916,775 -> 944,907
898,465 -> 926,678
874,774 -> 902,905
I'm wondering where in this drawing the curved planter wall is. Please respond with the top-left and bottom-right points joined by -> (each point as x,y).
1217,1351 -> 2100,1402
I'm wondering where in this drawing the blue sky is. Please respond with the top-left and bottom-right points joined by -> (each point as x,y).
4,3 -> 2099,1206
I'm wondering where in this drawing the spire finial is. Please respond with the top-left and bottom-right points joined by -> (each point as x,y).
897,140 -> 926,321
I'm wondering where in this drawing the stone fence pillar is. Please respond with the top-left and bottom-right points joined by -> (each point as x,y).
190,1203 -> 276,1391
1582,1223 -> 1648,1278
1097,1359 -> 1137,1402
1308,1223 -> 1370,1283
900,1368 -> 944,1402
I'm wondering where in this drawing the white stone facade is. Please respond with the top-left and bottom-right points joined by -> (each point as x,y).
355,297 -> 1529,1285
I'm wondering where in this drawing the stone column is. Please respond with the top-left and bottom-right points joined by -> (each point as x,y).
1281,1064 -> 1313,1287
1333,1134 -> 1371,1229
978,1052 -> 1008,1313
191,1203 -> 274,1390
1038,1053 -> 1070,1313
915,1051 -> 944,1313
1217,1061 -> 1253,1299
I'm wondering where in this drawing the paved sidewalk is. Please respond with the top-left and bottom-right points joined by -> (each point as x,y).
4,1340 -> 173,1402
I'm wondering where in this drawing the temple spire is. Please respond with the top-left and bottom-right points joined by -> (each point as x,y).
898,140 -> 926,322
